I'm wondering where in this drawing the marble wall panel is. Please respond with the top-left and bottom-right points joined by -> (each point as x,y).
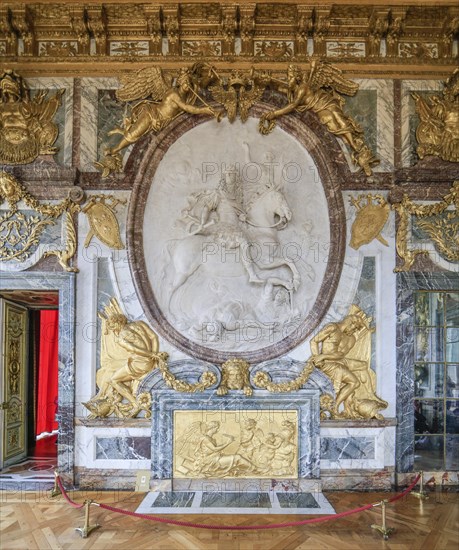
95,437 -> 151,460
320,426 -> 395,470
75,426 -> 150,469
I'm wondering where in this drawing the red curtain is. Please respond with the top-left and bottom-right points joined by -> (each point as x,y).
36,310 -> 59,437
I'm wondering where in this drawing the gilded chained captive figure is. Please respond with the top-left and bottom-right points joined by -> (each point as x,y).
95,65 -> 223,177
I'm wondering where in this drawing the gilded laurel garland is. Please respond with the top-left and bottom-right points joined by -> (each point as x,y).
253,361 -> 315,393
0,172 -> 81,270
392,180 -> 459,271
0,70 -> 63,165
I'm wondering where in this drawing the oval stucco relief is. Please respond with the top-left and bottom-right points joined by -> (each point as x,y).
128,114 -> 345,363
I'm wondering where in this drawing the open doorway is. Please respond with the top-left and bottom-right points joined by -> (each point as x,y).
0,290 -> 59,487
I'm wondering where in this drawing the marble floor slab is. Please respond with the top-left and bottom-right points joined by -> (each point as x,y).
135,490 -> 335,515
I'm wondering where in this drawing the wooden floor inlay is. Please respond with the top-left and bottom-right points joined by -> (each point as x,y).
1,488 -> 458,549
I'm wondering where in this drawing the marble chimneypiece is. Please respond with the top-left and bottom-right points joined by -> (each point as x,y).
150,390 -> 321,492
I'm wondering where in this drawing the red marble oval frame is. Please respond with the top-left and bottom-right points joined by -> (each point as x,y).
127,103 -> 348,364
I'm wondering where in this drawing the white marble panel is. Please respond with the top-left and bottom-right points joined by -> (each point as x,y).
75,426 -> 150,469
320,426 -> 395,469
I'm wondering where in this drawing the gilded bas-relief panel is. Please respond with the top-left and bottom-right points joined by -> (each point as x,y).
173,410 -> 298,479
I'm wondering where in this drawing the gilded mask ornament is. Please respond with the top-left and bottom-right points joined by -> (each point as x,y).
0,70 -> 64,165
217,358 -> 253,396
349,194 -> 390,249
252,61 -> 379,176
412,68 -> 459,163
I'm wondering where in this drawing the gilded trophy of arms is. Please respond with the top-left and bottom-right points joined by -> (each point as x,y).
253,61 -> 379,176
0,70 -> 64,165
95,64 -> 224,177
412,68 -> 459,163
82,194 -> 127,250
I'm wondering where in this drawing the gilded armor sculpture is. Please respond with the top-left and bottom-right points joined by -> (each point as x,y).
254,62 -> 379,176
95,64 -> 223,177
412,68 -> 459,163
83,298 -> 165,419
310,305 -> 387,419
82,194 -> 126,250
0,70 -> 64,165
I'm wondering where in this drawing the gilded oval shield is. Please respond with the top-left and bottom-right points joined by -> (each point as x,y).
83,200 -> 124,249
350,198 -> 389,249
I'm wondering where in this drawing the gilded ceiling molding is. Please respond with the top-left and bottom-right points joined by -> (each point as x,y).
0,3 -> 457,74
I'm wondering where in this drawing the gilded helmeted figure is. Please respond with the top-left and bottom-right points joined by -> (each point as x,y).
83,298 -> 168,418
412,68 -> 459,163
310,306 -> 388,419
95,64 -> 223,176
255,62 -> 379,176
0,70 -> 64,165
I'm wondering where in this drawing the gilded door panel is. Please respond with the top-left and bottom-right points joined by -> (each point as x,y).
0,299 -> 28,468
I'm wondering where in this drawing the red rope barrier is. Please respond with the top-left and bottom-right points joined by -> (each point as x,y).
55,472 -> 421,531
56,476 -> 85,509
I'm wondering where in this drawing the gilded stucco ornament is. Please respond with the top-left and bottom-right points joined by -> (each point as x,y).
391,180 -> 459,271
0,70 -> 64,165
412,69 -> 459,163
82,194 -> 127,250
217,358 -> 253,396
253,62 -> 379,176
83,298 -> 217,419
0,171 -> 81,271
310,305 -> 387,420
95,64 -> 223,177
349,194 -> 390,249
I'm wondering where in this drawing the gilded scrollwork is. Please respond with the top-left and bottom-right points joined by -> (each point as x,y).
253,62 -> 379,176
349,194 -> 390,249
0,172 -> 82,271
95,64 -> 223,177
82,194 -> 127,250
0,69 -> 64,165
83,298 -> 217,419
412,69 -> 459,163
392,180 -> 458,271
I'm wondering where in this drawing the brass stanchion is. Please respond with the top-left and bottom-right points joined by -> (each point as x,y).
75,500 -> 101,538
412,471 -> 429,500
49,470 -> 62,498
371,499 -> 394,540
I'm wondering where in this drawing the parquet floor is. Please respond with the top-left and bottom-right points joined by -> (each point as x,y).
1,487 -> 458,550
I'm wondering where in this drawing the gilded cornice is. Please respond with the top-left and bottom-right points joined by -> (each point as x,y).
0,3 -> 457,77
